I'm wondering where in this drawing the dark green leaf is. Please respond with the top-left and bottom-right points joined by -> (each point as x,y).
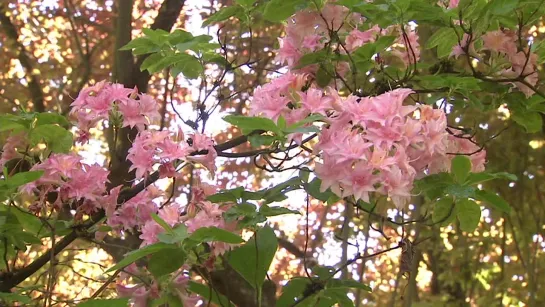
235,0 -> 256,7
147,247 -> 186,278
511,109 -> 542,133
487,0 -> 519,15
259,204 -> 300,217
189,226 -> 244,244
277,278 -> 312,307
228,225 -> 278,288
456,199 -> 481,232
432,196 -> 456,225
188,282 -> 233,306
106,243 -> 176,272
294,50 -> 329,69
445,184 -> 476,198
263,0 -> 309,22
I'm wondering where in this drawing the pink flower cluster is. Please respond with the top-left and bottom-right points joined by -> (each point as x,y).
135,182 -> 238,255
70,81 -> 160,143
127,129 -> 217,180
451,30 -> 539,97
116,264 -> 200,307
276,3 -> 420,78
251,77 -> 486,207
20,153 -> 110,216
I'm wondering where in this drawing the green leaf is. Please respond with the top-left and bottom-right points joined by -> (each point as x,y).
170,55 -> 202,79
451,156 -> 472,183
0,115 -> 27,132
277,278 -> 312,306
432,196 -> 456,225
203,5 -> 243,27
0,292 -> 32,304
35,113 -> 70,128
456,199 -> 481,232
223,115 -> 281,135
120,37 -> 160,55
445,184 -> 476,198
228,225 -> 278,288
30,124 -> 73,153
235,0 -> 256,7
327,279 -> 372,291
293,50 -> 329,69
426,28 -> 458,58
263,0 -> 309,22
106,243 -> 175,272
5,171 -> 43,189
150,212 -> 173,233
473,190 -> 511,214
147,247 -> 186,278
305,178 -> 336,202
487,0 -> 519,15
188,282 -> 233,306
511,109 -> 542,133
259,204 -> 300,217
11,208 -> 43,235
248,134 -> 275,148
157,224 -> 188,244
465,171 -> 517,185
189,226 -> 244,244
77,298 -> 130,307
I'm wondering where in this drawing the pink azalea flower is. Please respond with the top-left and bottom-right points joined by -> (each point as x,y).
302,34 -> 323,51
298,88 -> 332,115
340,163 -> 376,202
158,205 -> 181,227
345,27 -> 378,51
482,31 -> 517,56
139,220 -> 164,246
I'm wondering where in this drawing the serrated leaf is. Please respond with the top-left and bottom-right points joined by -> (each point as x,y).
456,199 -> 481,232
